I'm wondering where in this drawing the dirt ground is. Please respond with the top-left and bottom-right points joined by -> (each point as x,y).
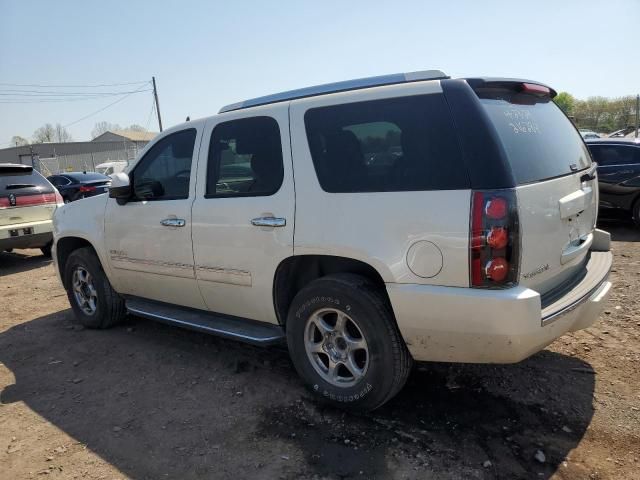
0,220 -> 639,480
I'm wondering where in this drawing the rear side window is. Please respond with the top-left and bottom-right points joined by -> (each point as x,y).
206,116 -> 284,198
0,169 -> 52,193
477,88 -> 591,184
588,144 -> 640,166
304,94 -> 468,193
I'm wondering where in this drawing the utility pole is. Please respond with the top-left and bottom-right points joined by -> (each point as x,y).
635,94 -> 639,139
152,76 -> 163,132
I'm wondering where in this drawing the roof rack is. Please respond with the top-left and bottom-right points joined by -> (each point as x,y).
218,70 -> 448,114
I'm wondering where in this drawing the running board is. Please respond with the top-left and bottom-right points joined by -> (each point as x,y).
125,297 -> 285,346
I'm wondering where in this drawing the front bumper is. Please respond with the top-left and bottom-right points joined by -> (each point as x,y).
387,250 -> 612,364
0,219 -> 54,250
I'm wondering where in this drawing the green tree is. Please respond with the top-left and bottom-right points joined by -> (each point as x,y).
553,92 -> 575,115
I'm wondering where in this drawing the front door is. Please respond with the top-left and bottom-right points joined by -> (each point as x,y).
191,106 -> 295,323
104,126 -> 206,309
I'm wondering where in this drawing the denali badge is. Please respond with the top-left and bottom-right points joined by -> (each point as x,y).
523,264 -> 549,279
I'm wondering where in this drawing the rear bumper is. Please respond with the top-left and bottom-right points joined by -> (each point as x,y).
0,220 -> 53,250
387,250 -> 612,364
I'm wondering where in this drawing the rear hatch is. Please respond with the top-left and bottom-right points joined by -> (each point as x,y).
0,165 -> 58,227
475,82 -> 597,295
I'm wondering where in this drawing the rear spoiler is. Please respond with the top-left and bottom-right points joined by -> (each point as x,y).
0,164 -> 33,175
465,77 -> 557,99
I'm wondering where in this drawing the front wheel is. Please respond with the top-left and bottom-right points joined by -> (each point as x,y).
63,247 -> 126,329
286,274 -> 412,411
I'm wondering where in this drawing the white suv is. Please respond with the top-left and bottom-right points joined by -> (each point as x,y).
52,71 -> 612,410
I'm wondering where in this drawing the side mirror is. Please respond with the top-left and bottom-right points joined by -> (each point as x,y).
109,172 -> 132,205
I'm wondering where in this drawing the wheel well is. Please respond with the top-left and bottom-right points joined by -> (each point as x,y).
273,255 -> 389,326
56,237 -> 95,288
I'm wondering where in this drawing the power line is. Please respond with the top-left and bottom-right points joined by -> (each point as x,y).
144,96 -> 156,132
63,84 -> 152,128
0,90 -> 152,104
0,88 -> 152,96
0,80 -> 149,88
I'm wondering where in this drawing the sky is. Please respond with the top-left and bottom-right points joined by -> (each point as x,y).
0,0 -> 638,146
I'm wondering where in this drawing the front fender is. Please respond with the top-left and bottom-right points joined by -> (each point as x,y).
53,195 -> 121,292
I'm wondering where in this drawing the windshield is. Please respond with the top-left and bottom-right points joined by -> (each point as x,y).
478,90 -> 591,184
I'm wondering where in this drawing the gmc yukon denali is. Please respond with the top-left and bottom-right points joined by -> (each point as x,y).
53,70 -> 612,410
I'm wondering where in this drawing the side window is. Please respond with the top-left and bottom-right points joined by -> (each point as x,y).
304,94 -> 468,193
206,116 -> 283,197
590,145 -> 638,166
131,129 -> 196,200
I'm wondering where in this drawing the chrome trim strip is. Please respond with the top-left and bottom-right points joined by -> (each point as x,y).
195,265 -> 252,286
126,306 -> 283,343
110,255 -> 193,270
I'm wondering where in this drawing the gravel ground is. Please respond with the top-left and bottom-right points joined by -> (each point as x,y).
0,220 -> 638,479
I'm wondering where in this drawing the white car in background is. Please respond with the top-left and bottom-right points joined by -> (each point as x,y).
95,161 -> 128,176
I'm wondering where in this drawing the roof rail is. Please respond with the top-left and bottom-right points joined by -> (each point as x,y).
218,70 -> 448,114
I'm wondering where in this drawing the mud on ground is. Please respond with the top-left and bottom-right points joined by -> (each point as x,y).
0,220 -> 638,479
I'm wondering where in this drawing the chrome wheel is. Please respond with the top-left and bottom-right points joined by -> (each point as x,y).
304,308 -> 369,387
72,267 -> 98,315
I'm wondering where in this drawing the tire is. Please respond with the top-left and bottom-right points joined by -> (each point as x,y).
286,273 -> 412,411
40,242 -> 52,257
63,247 -> 125,329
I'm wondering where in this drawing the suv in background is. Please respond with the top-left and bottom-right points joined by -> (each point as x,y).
52,71 -> 612,410
586,138 -> 640,226
1,164 -> 63,256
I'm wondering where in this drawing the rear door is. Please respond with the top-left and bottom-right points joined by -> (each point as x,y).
476,83 -> 597,294
0,166 -> 58,227
191,105 -> 295,324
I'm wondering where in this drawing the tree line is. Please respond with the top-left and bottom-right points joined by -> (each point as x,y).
10,121 -> 147,147
553,93 -> 638,133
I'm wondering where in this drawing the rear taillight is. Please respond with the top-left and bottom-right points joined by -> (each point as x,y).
0,192 -> 57,208
15,192 -> 57,206
55,190 -> 64,205
79,185 -> 96,193
470,190 -> 520,288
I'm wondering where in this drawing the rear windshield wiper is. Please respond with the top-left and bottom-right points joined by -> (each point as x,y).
6,183 -> 36,189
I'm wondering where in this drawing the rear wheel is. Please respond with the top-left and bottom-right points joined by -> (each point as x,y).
286,273 -> 412,411
64,247 -> 125,329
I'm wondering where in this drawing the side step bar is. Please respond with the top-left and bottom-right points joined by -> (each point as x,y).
125,297 -> 285,346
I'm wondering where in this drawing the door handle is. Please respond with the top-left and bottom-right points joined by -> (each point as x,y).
251,216 -> 286,227
160,218 -> 186,227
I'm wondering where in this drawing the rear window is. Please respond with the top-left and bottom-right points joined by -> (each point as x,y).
478,89 -> 591,184
304,94 -> 469,193
0,169 -> 52,193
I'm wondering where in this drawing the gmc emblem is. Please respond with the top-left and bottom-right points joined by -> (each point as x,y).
8,193 -> 16,206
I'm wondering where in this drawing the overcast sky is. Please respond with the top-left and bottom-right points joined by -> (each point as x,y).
1,0 -> 638,145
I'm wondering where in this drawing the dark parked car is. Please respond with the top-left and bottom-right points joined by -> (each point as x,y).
586,139 -> 640,226
47,172 -> 111,203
